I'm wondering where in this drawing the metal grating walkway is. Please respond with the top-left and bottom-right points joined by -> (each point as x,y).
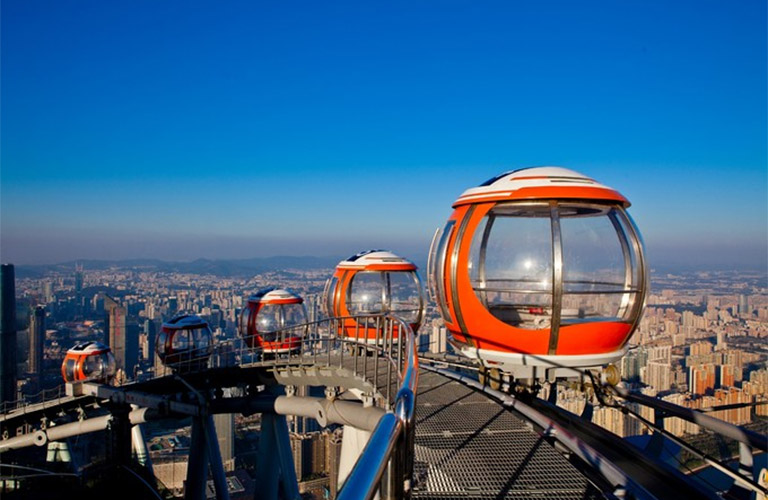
412,369 -> 603,499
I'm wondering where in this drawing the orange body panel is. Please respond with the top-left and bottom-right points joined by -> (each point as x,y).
340,318 -> 403,341
256,337 -> 302,352
556,322 -> 632,355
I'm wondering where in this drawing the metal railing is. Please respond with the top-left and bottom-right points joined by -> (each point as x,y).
36,314 -> 419,499
145,315 -> 414,410
0,385 -> 67,415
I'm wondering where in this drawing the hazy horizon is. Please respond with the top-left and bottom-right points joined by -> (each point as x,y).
2,1 -> 766,272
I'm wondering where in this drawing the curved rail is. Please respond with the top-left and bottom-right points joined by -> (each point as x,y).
338,315 -> 419,500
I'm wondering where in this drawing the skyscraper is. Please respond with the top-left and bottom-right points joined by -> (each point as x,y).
74,264 -> 84,315
125,323 -> 139,378
28,305 -> 46,378
143,319 -> 157,362
104,295 -> 127,375
738,294 -> 749,317
0,264 -> 17,405
214,412 -> 235,470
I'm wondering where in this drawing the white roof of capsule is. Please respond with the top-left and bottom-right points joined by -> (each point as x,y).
67,341 -> 110,355
336,250 -> 417,270
248,287 -> 303,304
453,167 -> 629,207
163,314 -> 209,330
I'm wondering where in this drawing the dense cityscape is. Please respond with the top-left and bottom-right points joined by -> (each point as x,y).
2,259 -> 766,496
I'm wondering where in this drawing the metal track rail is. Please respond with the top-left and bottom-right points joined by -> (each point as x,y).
424,365 -> 720,500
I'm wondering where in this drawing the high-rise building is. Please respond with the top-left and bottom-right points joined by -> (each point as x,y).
104,295 -> 127,374
716,364 -> 735,388
167,296 -> 178,317
74,264 -> 84,314
0,264 -> 17,405
143,319 -> 157,361
214,412 -> 235,470
689,341 -> 713,356
689,364 -> 716,395
621,347 -> 647,381
427,324 -> 447,354
738,294 -> 749,317
125,323 -> 140,378
43,280 -> 54,304
74,264 -> 83,296
716,330 -> 727,351
28,305 -> 46,378
644,362 -> 672,392
327,429 -> 343,498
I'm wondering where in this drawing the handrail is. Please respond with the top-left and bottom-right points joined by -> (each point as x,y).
337,314 -> 419,500
616,388 -> 768,452
146,314 -> 414,410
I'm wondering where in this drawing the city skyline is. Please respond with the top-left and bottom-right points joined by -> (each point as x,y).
1,1 -> 766,270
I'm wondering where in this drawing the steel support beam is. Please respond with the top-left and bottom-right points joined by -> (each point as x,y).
0,407 -> 154,453
255,413 -> 300,500
185,417 -> 209,500
203,415 -> 230,500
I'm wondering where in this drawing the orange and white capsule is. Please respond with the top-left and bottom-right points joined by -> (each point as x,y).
428,167 -> 647,378
239,287 -> 306,354
157,314 -> 213,369
61,341 -> 117,383
323,250 -> 425,342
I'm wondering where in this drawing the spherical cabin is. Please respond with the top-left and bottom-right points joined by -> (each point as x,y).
156,314 -> 213,370
428,167 -> 647,379
323,250 -> 425,343
239,287 -> 307,354
61,341 -> 117,384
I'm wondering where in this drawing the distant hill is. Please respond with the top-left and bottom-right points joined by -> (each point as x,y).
14,256 -> 348,278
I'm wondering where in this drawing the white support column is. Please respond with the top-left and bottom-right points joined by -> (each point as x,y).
337,425 -> 372,489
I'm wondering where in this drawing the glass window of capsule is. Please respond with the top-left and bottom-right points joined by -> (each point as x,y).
347,271 -> 422,324
157,315 -> 213,368
465,202 -> 643,330
257,303 -> 306,342
240,288 -> 307,351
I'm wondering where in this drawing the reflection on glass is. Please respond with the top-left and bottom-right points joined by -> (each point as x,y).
469,204 -> 553,329
560,205 -> 639,324
389,272 -> 421,323
349,272 -> 385,314
172,330 -> 190,351
257,304 -> 282,333
157,331 -> 168,355
282,303 -> 307,327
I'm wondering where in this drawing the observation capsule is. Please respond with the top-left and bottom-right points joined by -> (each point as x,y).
61,341 -> 117,383
323,250 -> 425,342
428,167 -> 647,378
157,314 -> 213,369
239,287 -> 307,354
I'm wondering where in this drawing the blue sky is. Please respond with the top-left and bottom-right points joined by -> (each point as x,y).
1,1 -> 766,270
